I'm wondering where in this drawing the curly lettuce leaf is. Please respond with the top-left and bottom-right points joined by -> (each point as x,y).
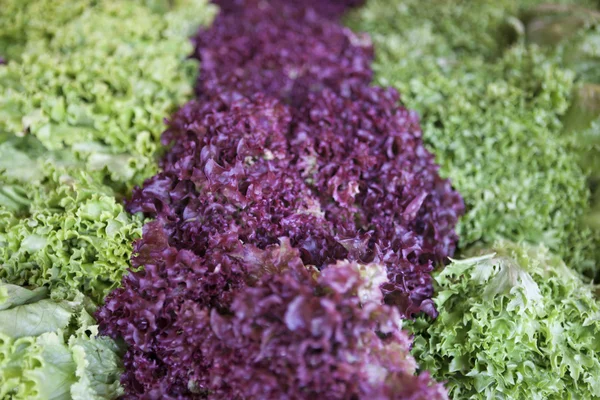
407,241 -> 600,399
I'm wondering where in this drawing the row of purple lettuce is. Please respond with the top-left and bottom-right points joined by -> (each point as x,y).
96,1 -> 464,398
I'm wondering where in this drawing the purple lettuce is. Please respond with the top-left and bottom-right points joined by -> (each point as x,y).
291,86 -> 464,314
211,0 -> 365,20
126,90 -> 462,316
104,88 -> 459,396
98,228 -> 447,399
193,2 -> 373,107
98,0 -> 462,397
127,94 -> 344,267
197,262 -> 447,399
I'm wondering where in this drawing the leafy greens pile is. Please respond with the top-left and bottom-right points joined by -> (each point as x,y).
0,0 -> 216,303
0,0 -> 599,399
408,241 -> 600,399
347,1 -> 600,398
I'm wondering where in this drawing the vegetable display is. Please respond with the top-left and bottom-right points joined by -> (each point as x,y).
0,1 -> 216,398
0,0 -> 216,301
0,0 -> 599,399
347,1 -> 600,398
99,223 -> 447,398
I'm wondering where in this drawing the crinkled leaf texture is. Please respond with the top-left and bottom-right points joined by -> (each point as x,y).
0,282 -> 124,400
346,0 -> 599,276
193,1 -> 373,107
199,261 -> 447,399
97,0 -> 462,396
97,222 -> 447,399
0,138 -> 144,304
0,0 -> 219,305
407,240 -> 600,399
126,88 -> 462,319
0,0 -> 217,190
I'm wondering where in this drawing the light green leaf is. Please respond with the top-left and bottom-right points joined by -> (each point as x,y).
407,241 -> 600,399
0,283 -> 124,399
0,283 -> 48,310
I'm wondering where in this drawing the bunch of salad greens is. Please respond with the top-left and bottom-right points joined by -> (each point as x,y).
1,0 -> 600,399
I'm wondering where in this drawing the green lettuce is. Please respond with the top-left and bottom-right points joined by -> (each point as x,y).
0,282 -> 124,400
346,0 -> 600,276
0,0 -> 217,191
0,0 -> 91,62
0,138 -> 144,304
407,241 -> 600,399
0,0 -> 217,304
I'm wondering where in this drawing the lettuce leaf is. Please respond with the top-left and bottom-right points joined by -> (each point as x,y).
0,282 -> 124,400
407,241 -> 600,399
